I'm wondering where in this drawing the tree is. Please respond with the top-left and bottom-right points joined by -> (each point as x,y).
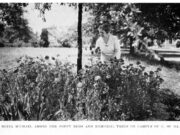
136,3 -> 180,40
40,28 -> 49,47
77,3 -> 83,71
3,18 -> 34,43
0,3 -> 35,45
0,3 -> 27,33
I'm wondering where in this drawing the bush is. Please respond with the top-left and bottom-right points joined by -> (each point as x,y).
62,39 -> 71,48
74,59 -> 168,120
0,56 -> 76,120
0,56 -> 180,120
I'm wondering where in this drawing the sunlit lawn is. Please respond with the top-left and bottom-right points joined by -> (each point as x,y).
0,47 -> 180,95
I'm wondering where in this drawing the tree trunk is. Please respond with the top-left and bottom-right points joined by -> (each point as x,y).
129,37 -> 135,55
77,3 -> 83,73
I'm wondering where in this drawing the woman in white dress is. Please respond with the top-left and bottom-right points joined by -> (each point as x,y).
95,24 -> 121,63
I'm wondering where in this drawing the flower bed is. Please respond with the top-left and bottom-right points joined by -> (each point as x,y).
0,56 -> 180,120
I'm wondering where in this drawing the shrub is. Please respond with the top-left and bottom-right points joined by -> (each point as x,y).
0,56 -> 180,120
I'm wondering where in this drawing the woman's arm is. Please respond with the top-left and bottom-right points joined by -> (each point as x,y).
114,36 -> 121,59
95,38 -> 101,54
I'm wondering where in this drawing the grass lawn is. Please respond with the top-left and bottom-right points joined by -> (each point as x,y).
0,47 -> 180,95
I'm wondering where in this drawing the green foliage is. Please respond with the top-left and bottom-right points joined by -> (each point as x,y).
1,56 -> 179,121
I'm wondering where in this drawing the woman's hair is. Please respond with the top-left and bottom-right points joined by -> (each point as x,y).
98,23 -> 111,33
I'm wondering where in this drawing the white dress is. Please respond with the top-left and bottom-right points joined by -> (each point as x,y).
95,34 -> 121,63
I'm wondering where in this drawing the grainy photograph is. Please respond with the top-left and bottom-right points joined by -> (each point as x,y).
0,2 -> 180,121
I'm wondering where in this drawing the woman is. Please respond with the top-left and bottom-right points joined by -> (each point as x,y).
95,24 -> 121,63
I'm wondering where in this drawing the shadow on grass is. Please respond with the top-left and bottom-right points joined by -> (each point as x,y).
122,53 -> 180,71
